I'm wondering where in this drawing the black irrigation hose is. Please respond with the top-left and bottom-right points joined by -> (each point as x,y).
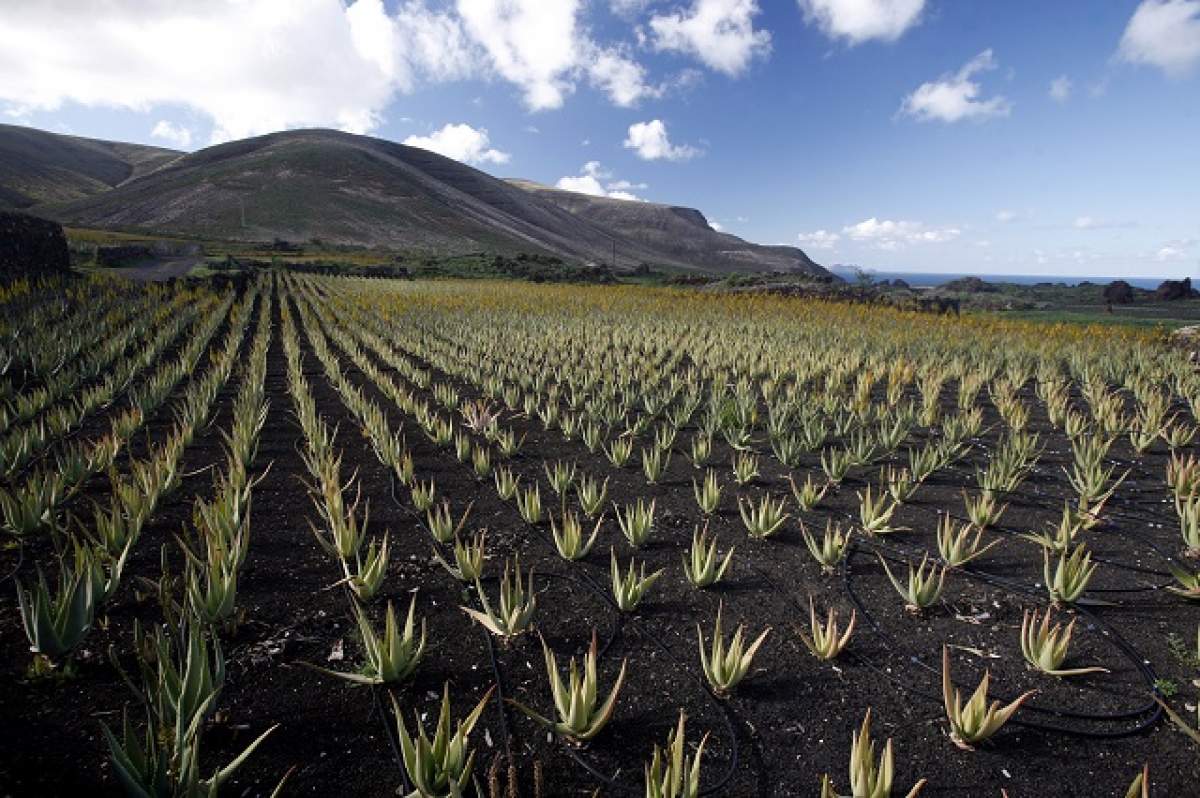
837,540 -> 1162,738
372,684 -> 414,796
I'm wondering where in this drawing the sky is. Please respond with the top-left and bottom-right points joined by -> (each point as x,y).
1,0 -> 1197,279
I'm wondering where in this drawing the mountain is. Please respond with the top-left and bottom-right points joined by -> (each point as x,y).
0,124 -> 181,208
9,126 -> 830,277
507,179 -> 824,275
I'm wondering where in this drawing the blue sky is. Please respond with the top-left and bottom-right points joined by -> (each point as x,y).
1,1 -> 1197,278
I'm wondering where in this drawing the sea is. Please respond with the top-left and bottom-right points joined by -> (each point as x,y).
832,270 -> 1171,290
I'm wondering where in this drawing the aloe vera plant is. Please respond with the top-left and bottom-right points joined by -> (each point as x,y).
16,564 -> 96,668
550,508 -> 601,561
493,467 -> 519,501
802,520 -> 850,573
510,631 -> 627,744
1043,544 -> 1097,605
788,473 -> 829,512
936,516 -> 999,568
1123,764 -> 1150,798
517,483 -> 543,525
463,557 -> 537,639
857,486 -> 904,536
798,597 -> 855,661
682,524 -> 734,588
1019,608 -> 1109,677
738,493 -> 789,539
433,530 -> 487,583
576,474 -> 609,518
697,601 -> 770,697
611,548 -> 664,612
312,595 -> 426,685
426,500 -> 473,545
616,497 -> 656,548
103,706 -> 280,798
342,534 -> 389,601
392,683 -> 494,798
941,646 -> 1034,750
819,709 -> 926,798
878,554 -> 945,613
645,711 -> 708,798
692,469 -> 722,516
544,459 -> 576,496
731,451 -> 759,485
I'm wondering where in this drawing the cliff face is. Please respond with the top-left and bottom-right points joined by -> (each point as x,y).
0,211 -> 70,280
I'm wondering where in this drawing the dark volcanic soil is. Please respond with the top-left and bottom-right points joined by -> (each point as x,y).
1,279 -> 1197,798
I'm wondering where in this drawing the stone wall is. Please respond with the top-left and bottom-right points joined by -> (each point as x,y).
0,211 -> 70,280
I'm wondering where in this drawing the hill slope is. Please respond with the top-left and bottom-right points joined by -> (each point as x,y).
19,127 -> 829,276
507,179 -> 823,274
0,125 -> 181,208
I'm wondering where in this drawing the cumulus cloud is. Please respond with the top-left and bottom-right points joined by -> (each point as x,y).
623,119 -> 701,161
555,161 -> 645,200
0,0 -> 665,142
799,0 -> 924,44
151,120 -> 193,149
457,0 -> 582,110
1118,0 -> 1200,76
995,209 -> 1018,223
900,49 -> 1012,123
456,1 -> 660,110
587,47 -> 662,106
1048,75 -> 1072,102
797,229 -> 841,249
0,0 -> 482,142
403,123 -> 509,164
648,0 -> 771,76
842,218 -> 961,250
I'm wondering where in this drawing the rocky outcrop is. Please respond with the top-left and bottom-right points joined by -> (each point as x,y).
0,211 -> 70,280
1155,277 -> 1195,301
1103,280 -> 1134,304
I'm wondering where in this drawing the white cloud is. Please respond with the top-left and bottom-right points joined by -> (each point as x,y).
900,49 -> 1012,123
587,46 -> 662,106
799,0 -> 924,44
710,221 -> 725,231
623,119 -> 701,161
403,123 -> 509,164
457,0 -> 582,110
995,209 -> 1017,223
0,0 -> 478,142
151,120 -> 193,149
607,179 -> 649,191
648,0 -> 771,76
1073,216 -> 1137,230
555,161 -> 644,200
842,217 -> 960,249
1048,75 -> 1072,102
1119,0 -> 1200,77
0,1 -> 666,141
797,229 -> 841,249
1157,245 -> 1187,261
